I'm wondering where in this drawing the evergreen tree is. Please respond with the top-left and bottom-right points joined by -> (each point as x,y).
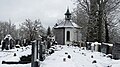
47,26 -> 51,36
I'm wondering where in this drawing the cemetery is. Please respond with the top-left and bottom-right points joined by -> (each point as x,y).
0,8 -> 119,67
0,0 -> 120,67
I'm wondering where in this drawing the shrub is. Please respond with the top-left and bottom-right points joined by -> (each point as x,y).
65,52 -> 68,54
82,53 -> 84,55
91,55 -> 93,58
67,44 -> 69,46
49,49 -> 54,54
26,47 -> 27,50
14,53 -> 16,56
92,60 -> 97,63
63,58 -> 66,62
68,55 -> 71,59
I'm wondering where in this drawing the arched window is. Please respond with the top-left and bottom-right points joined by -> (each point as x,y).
66,31 -> 70,41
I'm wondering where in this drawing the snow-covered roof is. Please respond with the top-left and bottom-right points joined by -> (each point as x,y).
54,20 -> 79,28
4,34 -> 13,40
91,42 -> 101,46
102,43 -> 113,46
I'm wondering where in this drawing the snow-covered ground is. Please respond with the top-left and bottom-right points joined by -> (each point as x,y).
41,45 -> 120,67
0,45 -> 31,67
0,45 -> 120,67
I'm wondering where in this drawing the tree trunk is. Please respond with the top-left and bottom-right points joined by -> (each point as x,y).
105,21 -> 109,43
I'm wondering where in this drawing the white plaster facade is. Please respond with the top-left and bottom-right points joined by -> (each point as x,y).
65,28 -> 80,45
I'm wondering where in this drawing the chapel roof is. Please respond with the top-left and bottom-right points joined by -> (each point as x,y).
54,20 -> 80,28
54,8 -> 80,28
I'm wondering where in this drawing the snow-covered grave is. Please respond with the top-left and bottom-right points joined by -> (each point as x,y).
0,45 -> 31,67
0,45 -> 120,67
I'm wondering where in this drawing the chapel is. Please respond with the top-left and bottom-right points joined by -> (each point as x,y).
53,8 -> 81,45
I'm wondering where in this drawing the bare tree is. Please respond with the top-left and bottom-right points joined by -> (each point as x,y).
103,0 -> 120,43
0,21 -> 17,40
19,19 -> 46,41
72,0 -> 120,43
73,0 -> 99,42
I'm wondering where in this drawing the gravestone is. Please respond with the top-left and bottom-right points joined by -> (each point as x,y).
101,43 -> 113,54
112,43 -> 120,59
2,40 -> 6,50
39,44 -> 43,61
86,42 -> 92,50
39,42 -> 45,61
4,38 -> 9,50
101,44 -> 108,54
91,42 -> 101,52
10,39 -> 14,49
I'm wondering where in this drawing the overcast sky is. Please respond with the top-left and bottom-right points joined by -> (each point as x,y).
0,0 -> 76,29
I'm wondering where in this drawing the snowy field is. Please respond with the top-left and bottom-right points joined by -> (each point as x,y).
0,45 -> 120,67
